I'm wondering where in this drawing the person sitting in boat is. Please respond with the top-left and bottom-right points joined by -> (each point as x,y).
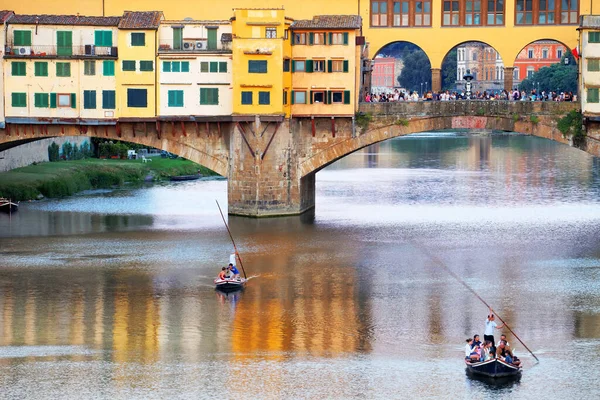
496,334 -> 509,348
472,334 -> 482,348
484,311 -> 505,346
497,340 -> 520,366
465,338 -> 474,360
228,263 -> 240,279
481,341 -> 494,362
218,267 -> 227,280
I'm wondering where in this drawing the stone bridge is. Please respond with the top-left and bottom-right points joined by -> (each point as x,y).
0,101 -> 585,217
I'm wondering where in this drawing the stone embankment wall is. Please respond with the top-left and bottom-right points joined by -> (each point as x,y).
0,137 -> 90,172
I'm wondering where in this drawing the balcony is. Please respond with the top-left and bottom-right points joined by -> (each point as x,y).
158,39 -> 231,54
5,44 -> 118,58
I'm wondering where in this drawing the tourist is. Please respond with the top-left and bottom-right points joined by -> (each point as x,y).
473,334 -> 482,348
465,338 -> 474,359
484,311 -> 504,345
496,334 -> 509,347
228,263 -> 240,279
218,267 -> 227,280
497,340 -> 519,365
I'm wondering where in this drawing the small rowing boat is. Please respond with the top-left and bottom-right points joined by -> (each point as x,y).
465,358 -> 522,379
170,174 -> 201,181
0,198 -> 18,214
214,277 -> 247,291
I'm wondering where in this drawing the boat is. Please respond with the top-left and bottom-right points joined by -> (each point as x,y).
465,358 -> 522,379
170,174 -> 202,181
214,277 -> 247,291
0,198 -> 18,214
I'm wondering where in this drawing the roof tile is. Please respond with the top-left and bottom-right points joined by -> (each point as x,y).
118,11 -> 162,30
0,10 -> 14,23
9,14 -> 120,26
291,15 -> 361,30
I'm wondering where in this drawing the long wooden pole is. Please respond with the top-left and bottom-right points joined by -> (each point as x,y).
412,241 -> 539,363
216,200 -> 247,279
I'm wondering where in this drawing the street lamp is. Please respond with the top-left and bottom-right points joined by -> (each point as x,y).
420,82 -> 423,97
463,69 -> 474,100
564,57 -> 570,65
425,82 -> 428,94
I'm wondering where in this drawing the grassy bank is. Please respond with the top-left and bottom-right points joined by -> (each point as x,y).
0,158 -> 219,201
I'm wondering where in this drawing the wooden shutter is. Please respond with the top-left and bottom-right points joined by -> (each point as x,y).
343,91 -> 350,104
343,32 -> 349,45
309,32 -> 314,45
343,60 -> 349,73
291,90 -> 295,105
327,60 -> 333,73
57,31 -> 73,56
328,32 -> 333,45
71,93 -> 76,108
306,60 -> 313,73
50,93 -> 57,108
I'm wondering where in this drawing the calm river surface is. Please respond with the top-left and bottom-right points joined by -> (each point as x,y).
1,132 -> 600,399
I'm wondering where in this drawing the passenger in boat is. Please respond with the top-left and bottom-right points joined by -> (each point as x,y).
497,340 -> 521,366
472,334 -> 482,348
218,267 -> 227,280
465,338 -> 474,360
496,334 -> 509,347
484,312 -> 504,346
228,263 -> 240,279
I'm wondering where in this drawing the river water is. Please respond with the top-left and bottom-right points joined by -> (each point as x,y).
1,132 -> 600,399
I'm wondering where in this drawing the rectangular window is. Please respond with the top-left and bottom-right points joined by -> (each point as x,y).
487,0 -> 504,25
372,1 -> 388,26
538,0 -> 556,24
283,90 -> 288,105
34,93 -> 49,108
516,0 -> 534,24
294,60 -> 306,72
219,61 -> 227,73
465,0 -> 481,25
332,91 -> 344,103
393,1 -> 410,26
57,31 -> 73,56
139,61 -> 153,71
210,61 -> 218,73
557,48 -> 563,58
173,61 -> 181,72
167,90 -> 184,107
588,59 -> 600,72
266,28 -> 277,38
127,88 -> 148,108
131,32 -> 145,46
163,61 -> 172,72
589,32 -> 600,43
248,60 -> 267,73
122,60 -> 136,71
207,28 -> 217,50
330,33 -> 344,45
587,87 -> 599,103
313,60 -> 325,72
83,90 -> 96,109
13,30 -> 32,46
57,93 -> 72,107
103,60 -> 115,76
313,33 -> 325,44
200,61 -> 209,73
293,33 -> 306,45
560,0 -> 578,24
331,60 -> 344,72
312,91 -> 325,103
12,92 -> 27,107
200,88 -> 219,105
56,62 -> 71,77
11,61 -> 26,76
259,91 -> 270,105
173,27 -> 183,50
34,62 -> 48,77
283,59 -> 290,72
294,91 -> 307,104
443,0 -> 460,26
542,49 -> 549,58
182,61 -> 190,72
241,91 -> 253,105
94,30 -> 113,47
102,90 -> 116,109
84,60 -> 96,76
415,1 -> 432,26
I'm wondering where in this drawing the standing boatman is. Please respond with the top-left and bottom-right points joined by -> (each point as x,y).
484,309 -> 504,347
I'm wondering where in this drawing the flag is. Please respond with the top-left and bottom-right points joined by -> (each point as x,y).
572,46 -> 579,60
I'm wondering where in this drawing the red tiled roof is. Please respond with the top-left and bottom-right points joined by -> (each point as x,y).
0,10 -> 14,23
8,14 -> 120,26
118,11 -> 162,29
291,15 -> 361,30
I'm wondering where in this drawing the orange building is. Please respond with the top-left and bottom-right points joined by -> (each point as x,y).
513,40 -> 566,83
371,57 -> 395,91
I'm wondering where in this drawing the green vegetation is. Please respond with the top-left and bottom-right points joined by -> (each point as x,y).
398,50 -> 431,92
519,54 -> 577,94
512,114 -> 520,123
476,108 -> 485,116
557,110 -> 585,147
0,158 -> 218,201
395,118 -> 410,127
530,115 -> 540,124
355,112 -> 373,133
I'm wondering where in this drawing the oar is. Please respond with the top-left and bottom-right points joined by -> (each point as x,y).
412,240 -> 539,363
215,200 -> 247,279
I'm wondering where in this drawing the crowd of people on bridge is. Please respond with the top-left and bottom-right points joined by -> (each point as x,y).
364,89 -> 577,103
464,311 -> 521,367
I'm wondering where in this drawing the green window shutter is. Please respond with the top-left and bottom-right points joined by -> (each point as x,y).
219,61 -> 227,73
140,61 -> 153,71
200,88 -> 207,105
104,31 -> 113,47
343,32 -> 349,45
173,28 -> 183,50
588,88 -> 600,103
56,62 -> 71,77
122,60 -> 136,71
291,60 -> 296,73
50,93 -> 57,108
94,31 -> 102,46
12,62 -> 26,76
329,32 -> 333,45
200,62 -> 209,73
131,32 -> 145,46
310,90 -> 314,104
103,60 -> 115,76
12,92 -> 26,107
34,93 -> 49,108
95,31 -> 112,46
309,32 -> 314,45
35,62 -> 48,76
163,61 -> 171,72
172,62 -> 180,72
210,62 -> 218,73
327,60 -> 333,73
57,31 -> 73,56
71,93 -> 77,108
212,89 -> 219,105
291,90 -> 295,104
84,90 -> 97,109
207,28 -> 217,50
182,61 -> 190,72
14,30 -> 32,46
343,90 -> 350,104
102,90 -> 116,109
327,91 -> 332,104
343,60 -> 349,73
306,59 -> 313,73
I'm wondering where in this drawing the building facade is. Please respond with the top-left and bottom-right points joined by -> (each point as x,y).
580,16 -> 600,118
157,19 -> 232,118
371,57 -> 396,92
455,43 -> 504,92
513,40 -> 566,83
0,11 -> 14,128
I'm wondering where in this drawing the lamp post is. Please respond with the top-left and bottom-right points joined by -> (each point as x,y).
463,69 -> 474,100
420,82 -> 423,97
425,82 -> 428,94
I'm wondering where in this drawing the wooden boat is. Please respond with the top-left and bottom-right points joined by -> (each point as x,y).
170,174 -> 202,182
0,198 -> 18,213
214,277 -> 246,291
465,358 -> 522,379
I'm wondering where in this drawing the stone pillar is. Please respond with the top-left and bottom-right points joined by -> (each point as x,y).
504,67 -> 515,91
431,68 -> 442,93
227,118 -> 315,217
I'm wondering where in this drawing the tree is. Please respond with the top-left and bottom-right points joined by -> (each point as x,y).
48,142 -> 60,162
398,50 -> 431,93
441,49 -> 458,91
519,54 -> 578,93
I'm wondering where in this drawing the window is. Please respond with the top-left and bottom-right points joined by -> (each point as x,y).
312,91 -> 325,103
34,62 -> 48,77
314,60 -> 325,72
557,48 -> 563,58
56,62 -> 71,77
168,90 -> 184,107
12,93 -> 26,107
200,62 -> 209,73
13,30 -> 32,46
210,62 -> 218,73
542,48 -> 548,59
164,61 -> 191,72
293,60 -> 306,72
283,90 -> 288,105
516,0 -> 533,24
172,27 -> 183,50
443,1 -> 460,25
248,60 -> 267,73
516,0 -> 577,25
219,62 -> 227,73
415,1 -> 432,25
590,32 -> 600,43
131,32 -> 145,46
538,0 -> 556,24
293,33 -> 306,45
560,0 -> 577,24
103,60 -> 115,76
266,28 -> 277,38
200,88 -> 219,105
465,0 -> 481,25
102,90 -> 116,109
140,61 -> 153,71
487,0 -> 504,24
588,59 -> 600,72
34,93 -> 49,108
312,33 -> 325,44
258,91 -> 270,105
57,93 -> 74,107
283,59 -> 290,72
207,28 -> 217,50
294,91 -> 307,104
332,91 -> 343,104
527,67 -> 535,78
393,1 -> 410,26
330,60 -> 344,72
330,33 -> 344,45
11,62 -> 26,76
84,60 -> 96,76
83,90 -> 96,109
528,49 -> 534,58
372,1 -> 388,26
514,68 -> 519,79
94,30 -> 112,47
122,60 -> 136,71
241,91 -> 253,105
127,88 -> 147,108
57,31 -> 72,56
587,87 -> 599,103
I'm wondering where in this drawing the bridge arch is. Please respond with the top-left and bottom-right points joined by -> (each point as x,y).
371,41 -> 431,94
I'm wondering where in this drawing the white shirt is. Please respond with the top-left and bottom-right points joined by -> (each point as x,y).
484,319 -> 497,336
465,343 -> 472,357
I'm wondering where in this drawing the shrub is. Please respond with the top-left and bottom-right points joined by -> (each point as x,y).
530,115 -> 540,124
355,112 -> 372,133
48,142 -> 60,162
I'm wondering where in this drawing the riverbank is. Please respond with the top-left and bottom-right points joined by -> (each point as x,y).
0,158 -> 219,201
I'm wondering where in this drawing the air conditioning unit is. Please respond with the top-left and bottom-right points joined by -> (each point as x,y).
14,46 -> 31,56
183,40 -> 195,50
195,40 -> 207,50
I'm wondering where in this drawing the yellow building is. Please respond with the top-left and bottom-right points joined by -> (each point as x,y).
0,11 -> 13,128
580,15 -> 600,117
231,8 -> 293,117
3,14 -> 120,124
116,11 -> 162,120
289,15 -> 362,117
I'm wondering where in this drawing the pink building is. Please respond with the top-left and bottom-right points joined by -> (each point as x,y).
371,57 -> 396,91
